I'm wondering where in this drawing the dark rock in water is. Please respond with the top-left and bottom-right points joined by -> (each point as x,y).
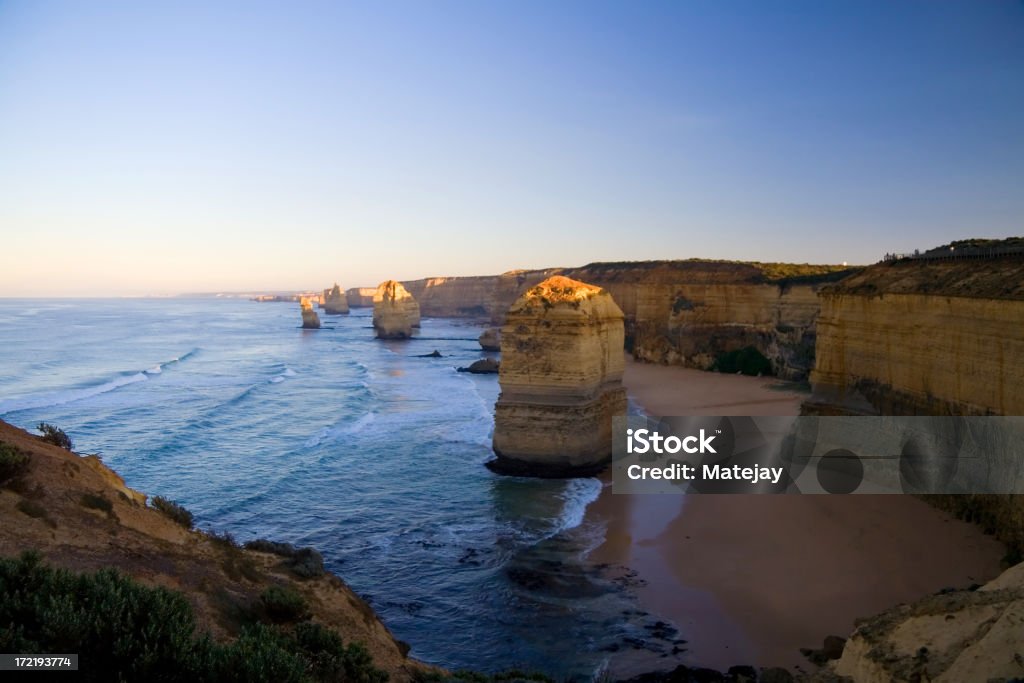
504,561 -> 605,598
416,350 -> 443,358
457,358 -> 500,374
478,327 -> 501,351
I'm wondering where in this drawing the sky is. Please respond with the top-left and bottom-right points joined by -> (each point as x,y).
1,1 -> 1022,296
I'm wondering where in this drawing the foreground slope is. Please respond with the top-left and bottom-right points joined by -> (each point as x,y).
0,419 -> 423,682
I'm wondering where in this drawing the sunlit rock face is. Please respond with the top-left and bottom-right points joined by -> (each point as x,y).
346,287 -> 376,308
478,328 -> 501,351
322,283 -> 350,314
372,280 -> 421,339
490,276 -> 627,477
804,258 -> 1024,417
300,297 -> 321,329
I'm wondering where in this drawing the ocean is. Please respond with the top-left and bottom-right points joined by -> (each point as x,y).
0,298 -> 662,678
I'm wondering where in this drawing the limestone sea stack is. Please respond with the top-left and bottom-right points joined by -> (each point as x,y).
300,297 -> 321,329
478,327 -> 501,351
372,280 -> 421,339
322,283 -> 350,314
490,276 -> 627,477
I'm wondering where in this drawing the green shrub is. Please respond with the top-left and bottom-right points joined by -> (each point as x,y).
0,551 -> 207,681
36,423 -> 73,450
293,622 -> 388,683
0,552 -> 389,683
713,346 -> 773,376
0,442 -> 29,483
152,496 -> 194,529
207,623 -> 308,682
80,492 -> 113,514
244,540 -> 325,579
260,585 -> 310,623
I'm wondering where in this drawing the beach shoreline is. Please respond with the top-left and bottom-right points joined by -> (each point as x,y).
586,357 -> 1006,674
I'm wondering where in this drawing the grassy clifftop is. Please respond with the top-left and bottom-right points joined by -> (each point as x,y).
822,256 -> 1024,300
562,259 -> 861,286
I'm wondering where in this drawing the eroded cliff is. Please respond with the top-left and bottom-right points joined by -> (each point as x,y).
806,258 -> 1024,416
490,276 -> 626,477
393,261 -> 854,380
346,287 -> 376,308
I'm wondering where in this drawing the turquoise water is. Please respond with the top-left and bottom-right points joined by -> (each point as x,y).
0,298 -> 669,678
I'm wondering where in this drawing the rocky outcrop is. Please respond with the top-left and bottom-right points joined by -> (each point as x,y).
490,276 -> 627,477
458,358 -> 499,374
299,297 -> 320,329
346,287 -> 376,308
322,283 -> 349,314
478,328 -> 501,351
829,561 -> 1024,683
372,280 -> 421,339
805,257 -> 1024,417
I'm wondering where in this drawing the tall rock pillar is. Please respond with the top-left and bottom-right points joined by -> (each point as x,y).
372,280 -> 421,339
300,297 -> 321,329
490,276 -> 626,477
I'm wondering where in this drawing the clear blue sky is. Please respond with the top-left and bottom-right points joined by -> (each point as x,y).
1,1 -> 1022,295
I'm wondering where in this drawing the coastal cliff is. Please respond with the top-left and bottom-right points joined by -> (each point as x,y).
490,276 -> 626,477
805,256 -> 1024,416
346,287 -> 376,308
0,419 -> 423,681
372,280 -> 421,339
561,262 -> 844,380
397,262 -> 854,380
800,248 -> 1024,600
402,276 -> 502,319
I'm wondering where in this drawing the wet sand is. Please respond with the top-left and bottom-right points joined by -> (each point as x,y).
588,357 -> 1005,673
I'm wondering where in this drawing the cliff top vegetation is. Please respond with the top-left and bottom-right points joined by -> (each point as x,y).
823,255 -> 1024,300
564,259 -> 861,286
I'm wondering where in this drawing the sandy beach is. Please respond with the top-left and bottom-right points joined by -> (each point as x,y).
588,357 -> 1006,673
